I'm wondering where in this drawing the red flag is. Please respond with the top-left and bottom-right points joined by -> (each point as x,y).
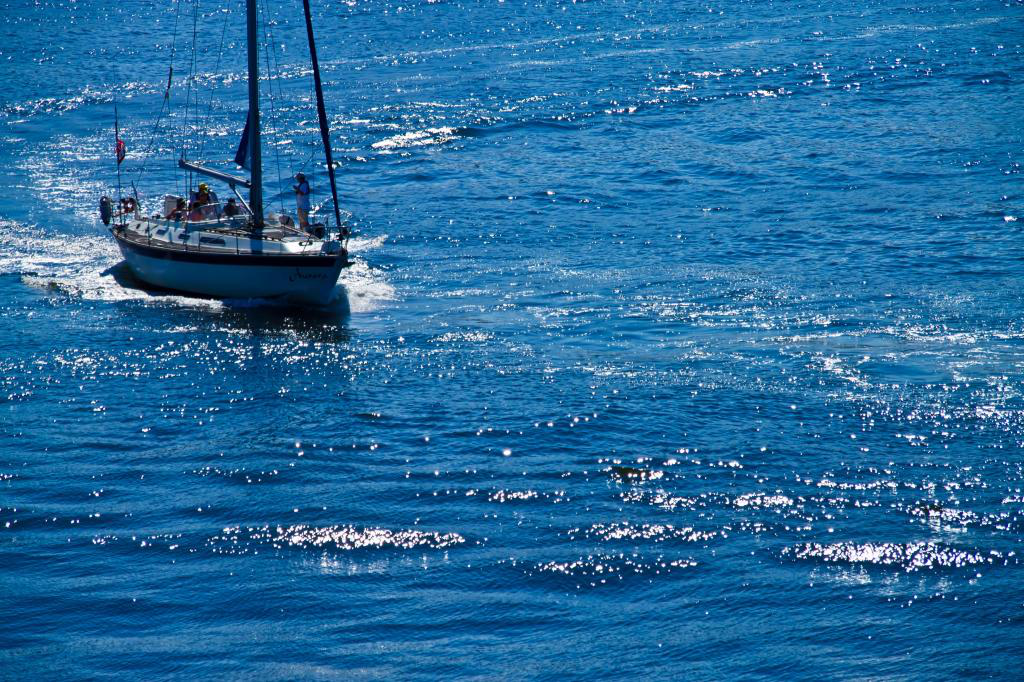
116,138 -> 126,164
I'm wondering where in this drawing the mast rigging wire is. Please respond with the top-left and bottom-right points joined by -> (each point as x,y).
132,0 -> 183,191
195,3 -> 233,162
181,0 -> 200,197
259,0 -> 286,215
302,0 -> 344,237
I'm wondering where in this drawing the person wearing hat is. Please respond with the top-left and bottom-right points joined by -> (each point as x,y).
195,182 -> 212,206
293,173 -> 311,230
193,182 -> 222,218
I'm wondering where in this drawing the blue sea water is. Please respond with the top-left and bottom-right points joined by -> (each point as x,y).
2,0 -> 1024,677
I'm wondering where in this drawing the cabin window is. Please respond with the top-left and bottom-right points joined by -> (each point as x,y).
200,237 -> 226,246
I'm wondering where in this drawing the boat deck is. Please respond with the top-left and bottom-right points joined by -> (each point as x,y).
115,217 -> 340,258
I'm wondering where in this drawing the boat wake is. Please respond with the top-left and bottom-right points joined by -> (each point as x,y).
0,218 -> 394,314
340,234 -> 394,313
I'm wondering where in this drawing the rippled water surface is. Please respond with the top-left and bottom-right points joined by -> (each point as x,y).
2,0 -> 1023,678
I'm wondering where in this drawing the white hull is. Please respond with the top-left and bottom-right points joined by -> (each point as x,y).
113,219 -> 348,305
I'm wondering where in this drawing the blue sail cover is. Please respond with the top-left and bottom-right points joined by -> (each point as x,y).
234,112 -> 250,169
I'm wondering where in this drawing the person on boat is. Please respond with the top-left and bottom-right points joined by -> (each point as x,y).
293,173 -> 311,230
191,182 -> 221,218
186,201 -> 204,223
119,196 -> 136,216
166,197 -> 187,221
195,183 -> 212,206
222,198 -> 240,218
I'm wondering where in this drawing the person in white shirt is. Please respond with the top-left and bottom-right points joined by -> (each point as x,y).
293,173 -> 311,230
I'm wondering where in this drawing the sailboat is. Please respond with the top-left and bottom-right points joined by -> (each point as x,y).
103,0 -> 350,305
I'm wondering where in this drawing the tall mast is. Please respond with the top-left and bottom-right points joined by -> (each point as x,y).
302,0 -> 343,237
245,0 -> 263,226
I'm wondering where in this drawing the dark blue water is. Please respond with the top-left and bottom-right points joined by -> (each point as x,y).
2,0 -> 1023,677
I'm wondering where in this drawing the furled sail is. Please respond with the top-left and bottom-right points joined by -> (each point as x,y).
234,112 -> 251,170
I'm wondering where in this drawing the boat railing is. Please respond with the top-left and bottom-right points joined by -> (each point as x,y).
123,214 -> 337,257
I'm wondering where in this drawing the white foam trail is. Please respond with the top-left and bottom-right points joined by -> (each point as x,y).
370,127 -> 459,151
339,234 -> 394,313
0,219 -> 225,309
1,219 -> 395,313
348,233 -> 388,253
